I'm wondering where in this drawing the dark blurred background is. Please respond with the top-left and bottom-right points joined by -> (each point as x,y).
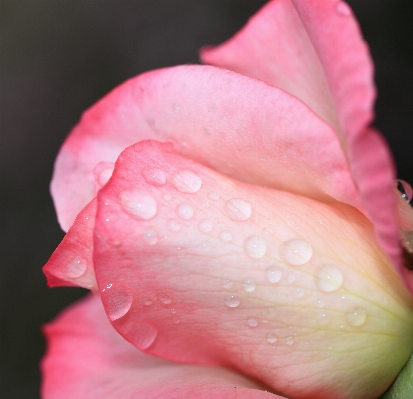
1,1 -> 412,398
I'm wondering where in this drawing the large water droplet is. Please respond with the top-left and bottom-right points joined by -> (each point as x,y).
130,321 -> 158,350
247,317 -> 258,327
97,167 -> 114,187
176,203 -> 194,220
266,332 -> 277,344
198,219 -> 213,233
142,227 -> 158,245
285,336 -> 294,345
225,295 -> 240,308
120,190 -> 157,220
265,266 -> 282,284
166,219 -> 180,232
280,239 -> 313,265
346,307 -> 367,327
242,278 -> 256,292
315,264 -> 343,292
219,231 -> 232,242
335,1 -> 351,16
224,198 -> 251,221
171,169 -> 202,193
141,167 -> 167,186
244,236 -> 266,258
66,257 -> 87,278
102,284 -> 133,321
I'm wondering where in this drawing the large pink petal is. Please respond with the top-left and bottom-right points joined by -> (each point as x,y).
93,141 -> 413,399
51,65 -> 358,232
41,294 -> 283,399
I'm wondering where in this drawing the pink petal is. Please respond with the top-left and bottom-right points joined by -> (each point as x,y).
93,141 -> 413,399
43,200 -> 97,290
41,294 -> 283,399
51,65 -> 358,232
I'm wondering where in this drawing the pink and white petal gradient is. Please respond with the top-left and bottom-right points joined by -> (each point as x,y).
42,294 -> 284,399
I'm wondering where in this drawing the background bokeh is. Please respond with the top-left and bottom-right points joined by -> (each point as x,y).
1,1 -> 412,398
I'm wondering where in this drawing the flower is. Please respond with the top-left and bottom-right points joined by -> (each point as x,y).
42,1 -> 413,398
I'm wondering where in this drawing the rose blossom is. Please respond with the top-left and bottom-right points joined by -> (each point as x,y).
42,1 -> 413,399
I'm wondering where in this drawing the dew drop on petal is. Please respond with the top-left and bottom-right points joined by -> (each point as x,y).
102,284 -> 133,321
176,203 -> 194,220
143,299 -> 153,306
159,296 -> 172,305
208,192 -> 220,201
346,307 -> 367,327
314,299 -> 325,309
163,193 -> 171,201
171,169 -> 202,193
222,279 -> 233,289
219,231 -> 232,242
292,288 -> 305,299
244,236 -> 266,259
280,239 -> 313,265
166,219 -> 180,232
286,273 -> 296,283
285,336 -> 294,345
120,190 -> 157,220
225,295 -> 240,308
97,167 -> 114,186
315,264 -> 343,292
142,227 -> 158,245
198,219 -> 213,233
141,167 -> 167,186
224,198 -> 251,221
316,312 -> 330,326
266,332 -> 277,344
265,266 -> 282,284
242,278 -> 256,293
247,317 -> 258,327
130,321 -> 158,350
397,179 -> 413,203
335,1 -> 351,16
66,257 -> 87,278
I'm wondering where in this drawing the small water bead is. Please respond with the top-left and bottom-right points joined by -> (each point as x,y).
171,308 -> 177,314
97,167 -> 114,186
208,192 -> 220,201
286,273 -> 296,284
314,299 -> 325,309
285,336 -> 294,345
292,288 -> 305,299
224,198 -> 251,221
163,194 -> 171,201
120,190 -> 157,220
244,236 -> 267,259
247,317 -> 258,327
222,279 -> 233,289
171,169 -> 202,193
316,313 -> 330,326
219,231 -> 232,242
335,1 -> 351,16
101,284 -> 133,321
142,227 -> 158,245
280,239 -> 313,266
141,167 -> 167,186
225,295 -> 241,308
173,316 -> 180,324
397,179 -> 413,203
160,296 -> 172,305
167,219 -> 180,232
315,264 -> 344,292
198,219 -> 214,233
66,257 -> 87,278
143,299 -> 153,306
266,332 -> 277,344
346,307 -> 367,327
265,266 -> 282,284
242,278 -> 256,293
176,203 -> 194,220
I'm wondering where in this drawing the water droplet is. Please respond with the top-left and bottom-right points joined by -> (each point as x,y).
397,179 -> 413,203
198,219 -> 213,233
163,193 -> 171,201
173,103 -> 180,112
286,273 -> 296,283
315,264 -> 343,292
120,190 -> 157,220
242,278 -> 256,293
225,295 -> 240,308
176,203 -> 194,220
66,257 -> 87,278
244,236 -> 266,258
280,239 -> 313,265
316,313 -> 330,326
101,284 -> 133,321
219,231 -> 232,242
97,167 -> 114,186
247,317 -> 258,327
292,288 -> 304,299
335,1 -> 351,16
143,299 -> 153,306
173,316 -> 180,324
166,219 -> 180,232
171,169 -> 202,193
285,336 -> 294,345
160,296 -> 172,305
346,307 -> 367,327
266,332 -> 277,344
314,299 -> 325,308
142,227 -> 158,245
130,321 -> 157,350
208,192 -> 220,201
224,198 -> 251,221
265,266 -> 282,284
141,167 -> 167,186
222,279 -> 233,289
171,308 -> 177,314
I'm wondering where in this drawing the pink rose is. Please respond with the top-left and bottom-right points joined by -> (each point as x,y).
42,1 -> 413,398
